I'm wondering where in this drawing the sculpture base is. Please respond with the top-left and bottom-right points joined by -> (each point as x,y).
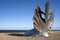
40,31 -> 49,37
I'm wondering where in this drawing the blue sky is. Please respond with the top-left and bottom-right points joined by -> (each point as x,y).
0,0 -> 60,30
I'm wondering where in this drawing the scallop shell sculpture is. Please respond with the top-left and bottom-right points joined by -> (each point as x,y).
33,2 -> 54,37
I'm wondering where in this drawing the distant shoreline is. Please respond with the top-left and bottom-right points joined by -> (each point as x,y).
0,30 -> 60,33
50,30 -> 60,31
0,30 -> 28,33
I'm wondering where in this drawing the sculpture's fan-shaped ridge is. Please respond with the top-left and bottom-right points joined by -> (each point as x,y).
33,2 -> 54,37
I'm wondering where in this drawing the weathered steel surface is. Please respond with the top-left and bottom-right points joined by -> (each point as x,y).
33,2 -> 54,37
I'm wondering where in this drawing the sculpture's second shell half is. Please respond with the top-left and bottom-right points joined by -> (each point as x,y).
33,2 -> 54,37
